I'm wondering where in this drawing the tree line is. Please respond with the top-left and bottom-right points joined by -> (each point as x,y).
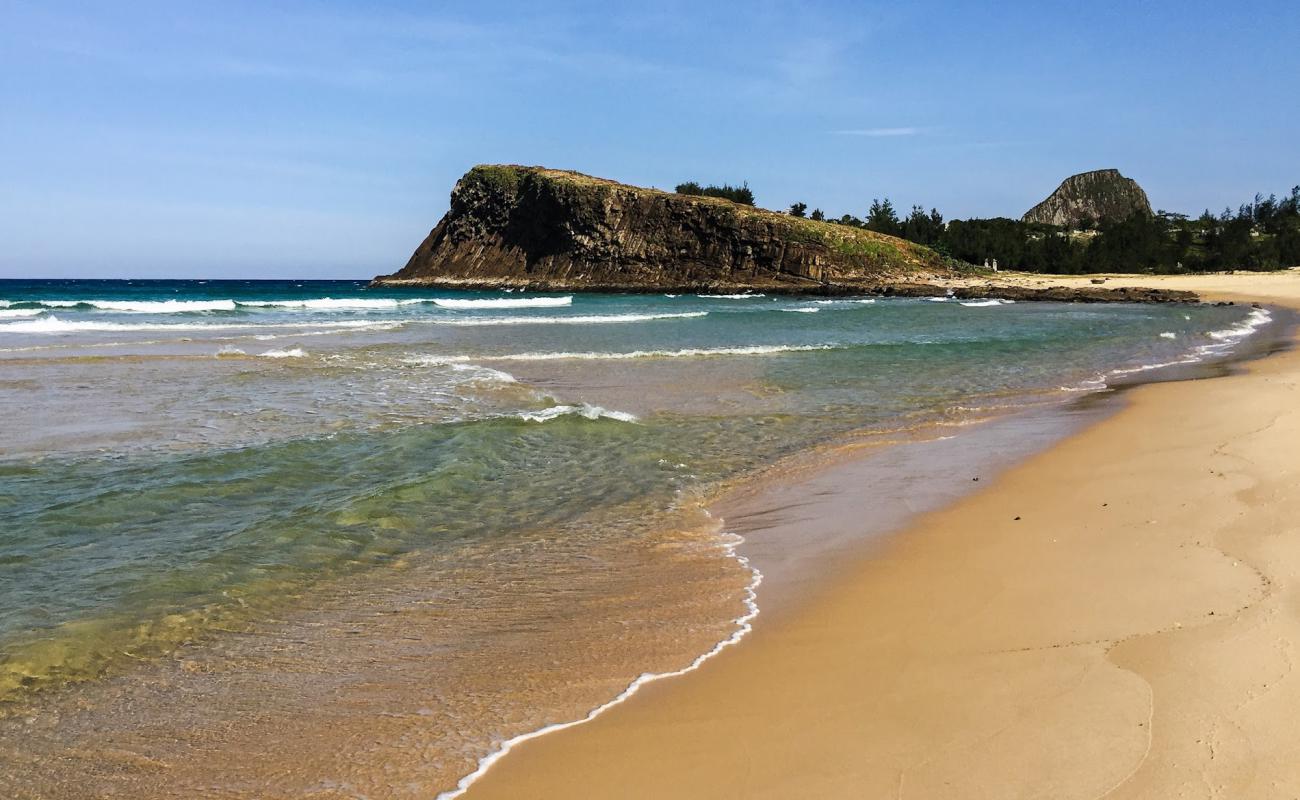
787,188 -> 1300,273
675,181 -> 755,205
679,177 -> 1300,272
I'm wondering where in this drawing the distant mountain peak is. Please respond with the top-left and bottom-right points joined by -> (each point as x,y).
1023,169 -> 1153,228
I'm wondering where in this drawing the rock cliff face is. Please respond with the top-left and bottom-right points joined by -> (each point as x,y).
1023,169 -> 1153,228
374,165 -> 950,292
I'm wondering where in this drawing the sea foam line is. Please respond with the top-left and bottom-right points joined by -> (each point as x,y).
958,299 -> 1016,307
259,347 -> 307,359
433,296 -> 573,309
239,298 -> 426,310
1064,306 -> 1274,389
17,296 -> 575,313
0,316 -> 396,333
516,403 -> 637,423
812,298 -> 877,306
407,344 -> 834,364
27,299 -> 238,313
435,524 -> 762,800
426,311 -> 706,326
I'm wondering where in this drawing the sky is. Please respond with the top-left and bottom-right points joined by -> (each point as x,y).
1,1 -> 1297,278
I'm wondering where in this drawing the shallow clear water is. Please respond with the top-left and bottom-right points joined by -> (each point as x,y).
0,279 -> 1268,796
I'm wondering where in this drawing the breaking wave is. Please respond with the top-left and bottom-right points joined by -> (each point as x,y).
15,296 -> 577,314
407,344 -> 835,364
516,404 -> 638,423
433,296 -> 573,310
427,312 -> 706,326
959,299 -> 1016,307
0,316 -> 395,333
28,299 -> 238,313
239,298 -> 426,310
812,298 -> 876,306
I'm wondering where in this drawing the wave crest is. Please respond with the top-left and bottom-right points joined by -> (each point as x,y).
516,404 -> 637,423
31,299 -> 238,313
408,344 -> 834,363
433,296 -> 573,310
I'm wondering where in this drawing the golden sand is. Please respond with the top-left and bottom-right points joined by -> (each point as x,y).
464,270 -> 1300,798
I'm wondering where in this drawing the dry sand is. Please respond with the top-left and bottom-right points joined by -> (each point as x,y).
463,270 -> 1300,799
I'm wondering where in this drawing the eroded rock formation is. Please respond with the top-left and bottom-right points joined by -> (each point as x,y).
374,165 -> 949,292
1023,169 -> 1153,228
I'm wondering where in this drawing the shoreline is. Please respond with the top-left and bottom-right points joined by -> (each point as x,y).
457,271 -> 1300,798
432,284 -> 1287,797
2,276 -> 1291,797
437,404 -> 1109,800
369,274 -> 1201,304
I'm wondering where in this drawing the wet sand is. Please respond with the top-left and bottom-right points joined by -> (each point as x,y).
463,270 -> 1300,799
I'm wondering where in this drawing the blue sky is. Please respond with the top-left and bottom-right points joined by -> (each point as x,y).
1,1 -> 1296,278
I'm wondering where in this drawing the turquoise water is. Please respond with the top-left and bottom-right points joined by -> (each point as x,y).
0,280 -> 1273,795
0,280 -> 1265,702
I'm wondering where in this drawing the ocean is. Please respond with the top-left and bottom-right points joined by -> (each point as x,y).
0,279 -> 1272,796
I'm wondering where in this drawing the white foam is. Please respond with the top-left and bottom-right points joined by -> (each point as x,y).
0,309 -> 42,318
215,346 -> 247,358
258,348 -> 307,358
781,307 -> 820,313
0,316 -> 397,334
435,526 -> 762,800
447,363 -> 518,384
1058,377 -> 1109,392
1207,307 -> 1271,343
812,298 -> 876,305
239,298 -> 425,310
516,404 -> 638,423
927,296 -> 950,302
407,344 -> 834,364
697,293 -> 765,299
32,299 -> 237,313
1104,307 -> 1273,380
426,312 -> 706,327
1107,359 -> 1196,377
959,299 -> 1015,307
433,296 -> 573,309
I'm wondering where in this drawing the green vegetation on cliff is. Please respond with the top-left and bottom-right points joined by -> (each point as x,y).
379,165 -> 951,290
674,180 -> 755,205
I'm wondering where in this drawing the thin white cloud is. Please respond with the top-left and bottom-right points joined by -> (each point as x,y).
831,127 -> 923,137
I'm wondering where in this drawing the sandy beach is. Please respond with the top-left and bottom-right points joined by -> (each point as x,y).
462,271 -> 1300,799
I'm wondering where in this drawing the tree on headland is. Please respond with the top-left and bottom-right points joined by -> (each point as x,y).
811,208 -> 825,221
789,202 -> 807,217
781,182 -> 1299,273
865,198 -> 901,237
902,205 -> 944,246
675,181 -> 755,205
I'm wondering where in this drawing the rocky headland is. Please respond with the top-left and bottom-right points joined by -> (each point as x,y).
375,165 -> 1196,303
